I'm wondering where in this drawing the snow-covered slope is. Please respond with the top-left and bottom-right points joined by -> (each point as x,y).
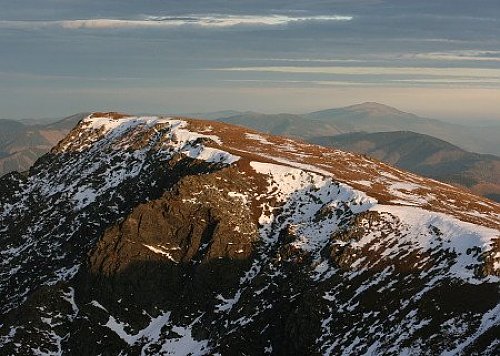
0,113 -> 499,355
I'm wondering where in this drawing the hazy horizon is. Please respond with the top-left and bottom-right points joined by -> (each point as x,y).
7,101 -> 500,129
1,0 -> 500,122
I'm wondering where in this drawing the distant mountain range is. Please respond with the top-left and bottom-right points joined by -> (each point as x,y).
213,102 -> 500,156
0,113 -> 88,175
198,103 -> 499,202
310,131 -> 500,202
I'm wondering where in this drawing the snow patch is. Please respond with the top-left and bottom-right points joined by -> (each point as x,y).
245,133 -> 272,145
371,204 -> 500,282
142,244 -> 178,263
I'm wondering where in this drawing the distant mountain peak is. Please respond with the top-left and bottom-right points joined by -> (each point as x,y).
307,102 -> 417,121
344,102 -> 410,115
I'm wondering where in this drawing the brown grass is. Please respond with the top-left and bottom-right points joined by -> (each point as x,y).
182,117 -> 500,230
90,112 -> 130,120
64,113 -> 500,230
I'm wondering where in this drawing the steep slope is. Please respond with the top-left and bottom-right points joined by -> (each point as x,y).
0,113 -> 499,355
311,131 -> 500,202
0,113 -> 88,176
0,119 -> 26,144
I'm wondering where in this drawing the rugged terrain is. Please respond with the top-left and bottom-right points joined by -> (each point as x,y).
311,131 -> 500,202
0,113 -> 499,355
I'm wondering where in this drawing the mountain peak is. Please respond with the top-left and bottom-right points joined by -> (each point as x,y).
345,102 -> 410,115
306,102 -> 416,121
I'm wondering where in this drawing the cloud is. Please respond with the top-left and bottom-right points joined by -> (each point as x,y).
221,79 -> 371,86
0,14 -> 353,30
392,78 -> 500,84
248,58 -> 367,63
211,66 -> 500,78
408,50 -> 500,62
0,71 -> 141,81
220,78 -> 500,88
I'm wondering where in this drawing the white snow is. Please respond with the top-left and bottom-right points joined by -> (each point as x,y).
72,115 -> 239,166
386,181 -> 429,206
103,309 -> 210,355
142,244 -> 178,263
61,287 -> 79,318
245,133 -> 272,145
250,160 -> 376,252
85,115 -> 160,133
158,323 -> 210,356
215,291 -> 242,313
389,182 -> 421,192
182,145 -> 240,164
90,300 -> 108,312
250,159 -> 500,283
442,303 -> 500,355
41,115 -> 242,212
104,311 -> 172,347
354,180 -> 373,187
371,204 -> 500,281
253,155 -> 332,177
227,191 -> 249,204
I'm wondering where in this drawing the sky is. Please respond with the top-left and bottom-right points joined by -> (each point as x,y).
1,0 -> 500,122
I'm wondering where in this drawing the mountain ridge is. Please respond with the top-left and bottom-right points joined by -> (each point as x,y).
309,101 -> 420,118
1,113 -> 499,355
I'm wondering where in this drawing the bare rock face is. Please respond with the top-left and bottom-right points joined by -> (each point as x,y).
0,114 -> 499,355
81,167 -> 259,318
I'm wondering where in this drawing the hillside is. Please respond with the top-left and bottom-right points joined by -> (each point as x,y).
0,113 -> 499,355
310,131 -> 500,202
219,112 -> 342,138
215,103 -> 500,155
0,113 -> 88,175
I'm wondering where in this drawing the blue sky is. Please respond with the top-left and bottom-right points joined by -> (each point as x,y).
1,0 -> 500,121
